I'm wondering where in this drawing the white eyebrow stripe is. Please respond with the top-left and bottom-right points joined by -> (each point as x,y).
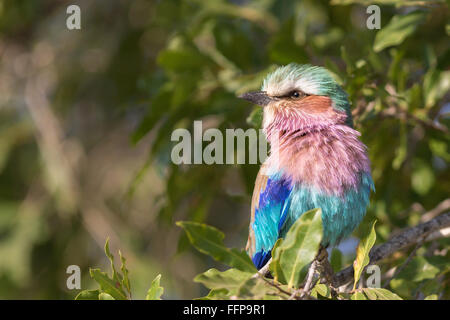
294,77 -> 319,95
264,77 -> 319,97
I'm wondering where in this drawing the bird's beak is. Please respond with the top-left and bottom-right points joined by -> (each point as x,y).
238,91 -> 273,107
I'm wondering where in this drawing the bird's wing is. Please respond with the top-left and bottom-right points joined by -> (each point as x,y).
246,165 -> 269,256
246,165 -> 293,269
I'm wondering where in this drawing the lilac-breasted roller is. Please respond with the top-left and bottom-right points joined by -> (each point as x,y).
239,64 -> 374,270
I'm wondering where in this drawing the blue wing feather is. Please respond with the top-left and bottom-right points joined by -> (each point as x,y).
250,174 -> 293,269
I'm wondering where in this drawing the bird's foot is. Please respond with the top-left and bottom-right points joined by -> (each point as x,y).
315,246 -> 338,298
299,246 -> 338,299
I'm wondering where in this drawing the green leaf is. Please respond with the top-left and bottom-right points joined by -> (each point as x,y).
391,275 -> 445,300
104,238 -> 122,284
311,283 -> 332,299
195,267 -> 287,300
268,18 -> 308,65
324,59 -> 344,85
98,292 -> 115,300
331,0 -> 442,5
392,124 -> 407,170
157,49 -> 212,73
429,139 -> 450,162
89,268 -> 128,300
373,11 -> 426,52
340,45 -> 354,75
194,268 -> 253,293
425,294 -> 438,300
199,1 -> 279,33
411,160 -> 435,195
146,274 -> 164,300
131,87 -> 172,144
362,287 -> 378,300
269,238 -> 284,283
74,289 -> 100,300
362,288 -> 403,300
423,69 -> 450,108
389,278 -> 411,298
421,277 -> 446,297
236,276 -> 288,300
119,250 -> 131,296
395,256 -> 447,282
353,220 -> 377,290
176,221 -> 256,272
197,288 -> 230,300
350,291 -> 368,300
330,248 -> 343,273
212,21 -> 254,70
270,208 -> 323,288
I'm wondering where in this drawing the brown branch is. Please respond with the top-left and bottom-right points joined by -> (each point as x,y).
420,198 -> 450,223
425,226 -> 450,242
333,212 -> 450,288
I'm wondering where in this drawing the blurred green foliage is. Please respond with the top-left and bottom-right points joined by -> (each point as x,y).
177,211 -> 403,300
75,239 -> 163,300
0,0 -> 448,299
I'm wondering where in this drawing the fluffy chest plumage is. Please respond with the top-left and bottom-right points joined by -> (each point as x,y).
266,125 -> 371,195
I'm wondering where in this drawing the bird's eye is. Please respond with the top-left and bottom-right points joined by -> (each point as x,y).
290,91 -> 302,99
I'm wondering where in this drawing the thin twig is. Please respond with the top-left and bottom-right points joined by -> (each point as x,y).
298,260 -> 319,299
255,259 -> 317,300
380,106 -> 449,134
252,258 -> 272,279
420,199 -> 450,223
352,84 -> 449,135
257,273 -> 296,299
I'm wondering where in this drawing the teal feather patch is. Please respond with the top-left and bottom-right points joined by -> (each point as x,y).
251,171 -> 374,269
282,172 -> 374,246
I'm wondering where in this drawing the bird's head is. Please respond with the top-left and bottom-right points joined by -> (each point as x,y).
239,63 -> 352,140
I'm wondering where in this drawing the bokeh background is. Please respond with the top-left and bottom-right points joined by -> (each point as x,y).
0,0 -> 448,299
